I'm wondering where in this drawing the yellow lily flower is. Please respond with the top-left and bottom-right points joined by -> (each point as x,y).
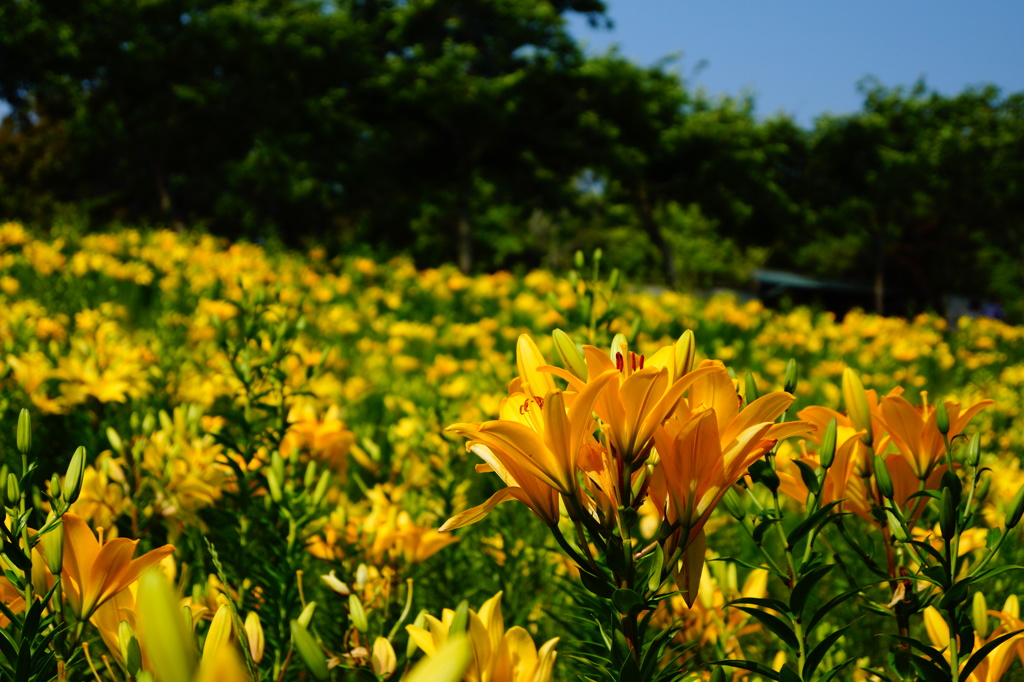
60,513 -> 175,619
923,604 -> 1024,682
406,591 -> 558,682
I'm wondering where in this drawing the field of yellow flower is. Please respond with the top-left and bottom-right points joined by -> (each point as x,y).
1,222 -> 1022,681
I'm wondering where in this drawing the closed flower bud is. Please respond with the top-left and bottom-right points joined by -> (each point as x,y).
975,473 -> 991,501
449,599 -> 470,636
935,402 -> 949,435
49,473 -> 62,501
1004,595 -> 1020,620
303,461 -> 317,489
783,359 -> 798,394
842,368 -> 873,445
16,408 -> 31,454
675,330 -> 696,378
106,427 -> 124,454
552,329 -> 588,380
119,621 -> 143,678
6,473 -> 20,507
819,418 -> 838,469
941,471 -> 962,510
266,469 -> 283,504
574,250 -> 585,270
608,268 -> 620,293
968,433 -> 981,467
874,456 -> 894,499
372,637 -> 397,678
940,487 -> 956,539
63,446 -> 86,504
298,601 -> 318,629
41,521 -> 63,575
348,594 -> 368,632
971,592 -> 989,639
1006,485 -> 1024,530
311,470 -> 330,507
245,612 -> 265,663
291,620 -> 328,681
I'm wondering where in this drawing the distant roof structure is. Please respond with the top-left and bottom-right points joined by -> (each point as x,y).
753,268 -> 875,299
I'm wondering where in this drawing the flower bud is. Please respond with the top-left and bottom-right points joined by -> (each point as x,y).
675,330 -> 695,378
819,418 -> 838,469
940,487 -> 956,540
41,521 -> 63,575
63,446 -> 86,504
245,612 -> 265,663
1006,484 -> 1024,530
5,473 -> 20,507
298,601 -> 317,629
266,469 -> 283,504
941,471 -> 962,510
119,621 -> 143,678
348,594 -> 368,632
935,402 -> 949,435
137,570 -> 196,682
873,456 -> 894,499
203,604 -> 234,662
49,473 -> 62,501
291,620 -> 328,681
968,433 -> 981,467
106,427 -> 124,454
552,329 -> 588,380
449,599 -> 469,635
842,368 -> 873,445
372,637 -> 397,678
311,470 -> 330,507
971,592 -> 989,639
783,359 -> 798,394
1004,595 -> 1020,620
303,461 -> 317,489
16,408 -> 31,454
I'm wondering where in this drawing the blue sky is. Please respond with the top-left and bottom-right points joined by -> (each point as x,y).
567,1 -> 1024,127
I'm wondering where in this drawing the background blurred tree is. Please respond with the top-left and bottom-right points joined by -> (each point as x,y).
2,1 -> 1024,316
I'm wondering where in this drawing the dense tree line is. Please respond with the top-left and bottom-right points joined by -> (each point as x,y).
2,0 -> 1023,317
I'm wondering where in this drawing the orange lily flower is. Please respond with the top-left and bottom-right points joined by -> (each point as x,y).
441,444 -> 561,530
60,513 -> 175,619
543,344 -> 716,466
447,372 -> 617,496
923,604 -> 1024,682
881,393 -> 992,479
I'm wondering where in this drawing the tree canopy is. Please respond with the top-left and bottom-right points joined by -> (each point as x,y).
2,0 -> 1023,317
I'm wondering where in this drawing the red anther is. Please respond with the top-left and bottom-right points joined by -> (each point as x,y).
616,352 -> 624,372
631,353 -> 637,372
535,396 -> 545,408
639,354 -> 645,369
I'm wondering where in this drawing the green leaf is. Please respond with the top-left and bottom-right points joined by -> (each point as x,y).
883,635 -> 949,670
790,565 -> 835,616
938,580 -> 970,609
713,660 -> 780,681
730,597 -> 792,615
731,605 -> 799,652
793,459 -> 821,495
819,659 -> 857,682
612,588 -> 646,616
806,588 -> 863,634
778,664 -> 802,682
803,621 -> 857,678
959,628 -> 1024,680
788,501 -> 844,549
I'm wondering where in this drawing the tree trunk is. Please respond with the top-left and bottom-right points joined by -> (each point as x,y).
457,175 -> 473,274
